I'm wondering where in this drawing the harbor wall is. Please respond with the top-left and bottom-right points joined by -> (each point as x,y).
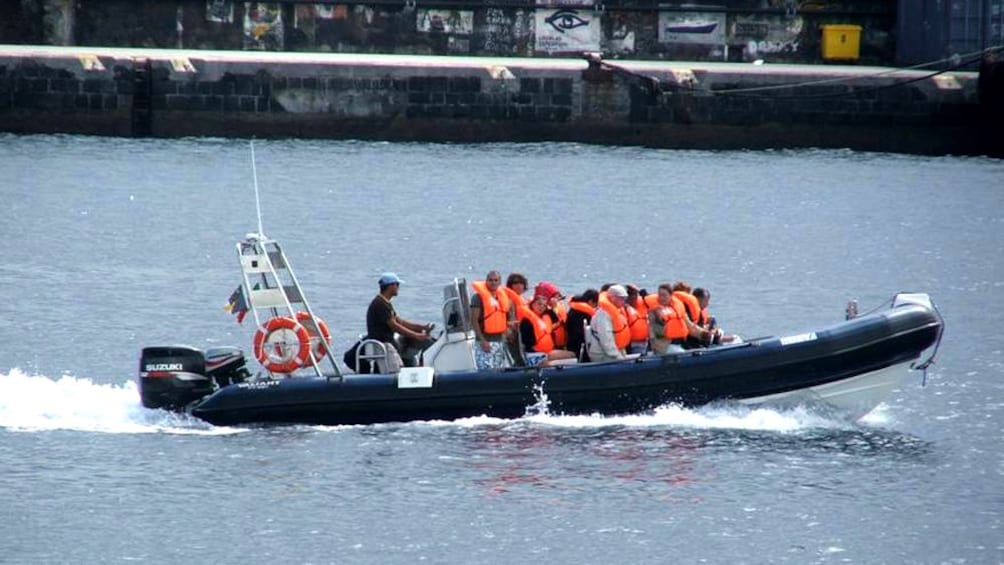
0,46 -> 1000,156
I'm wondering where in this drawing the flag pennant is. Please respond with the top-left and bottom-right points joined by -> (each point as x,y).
224,285 -> 249,324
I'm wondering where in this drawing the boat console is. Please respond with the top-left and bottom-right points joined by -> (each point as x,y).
422,278 -> 478,374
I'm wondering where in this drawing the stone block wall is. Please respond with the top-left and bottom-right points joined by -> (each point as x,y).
0,55 -> 132,135
0,48 -> 997,156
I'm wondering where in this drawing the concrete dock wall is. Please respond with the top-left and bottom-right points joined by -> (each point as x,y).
0,46 -> 999,156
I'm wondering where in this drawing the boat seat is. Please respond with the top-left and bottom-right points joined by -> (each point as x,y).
548,358 -> 578,366
357,339 -> 401,374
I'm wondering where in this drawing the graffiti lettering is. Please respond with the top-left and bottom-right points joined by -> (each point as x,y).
733,21 -> 769,39
747,39 -> 799,55
545,9 -> 590,34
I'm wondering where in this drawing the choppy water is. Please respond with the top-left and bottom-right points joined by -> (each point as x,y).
1,135 -> 1001,564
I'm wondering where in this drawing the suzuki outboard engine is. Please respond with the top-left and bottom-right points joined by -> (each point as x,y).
138,346 -> 249,410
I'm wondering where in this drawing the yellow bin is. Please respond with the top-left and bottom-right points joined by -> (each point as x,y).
821,24 -> 862,61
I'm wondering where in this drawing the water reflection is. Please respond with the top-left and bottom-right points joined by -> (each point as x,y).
455,423 -> 705,496
432,418 -> 937,497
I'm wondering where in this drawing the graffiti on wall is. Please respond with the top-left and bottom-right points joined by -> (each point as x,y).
730,15 -> 803,58
178,1 -> 880,61
243,2 -> 283,50
294,4 -> 348,26
206,0 -> 234,23
315,5 -> 348,20
658,11 -> 726,45
417,9 -> 474,53
475,8 -> 533,56
535,8 -> 601,53
417,10 -> 474,34
604,12 -> 639,54
535,0 -> 594,5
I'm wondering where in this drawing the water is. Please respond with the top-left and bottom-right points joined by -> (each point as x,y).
1,134 -> 1001,564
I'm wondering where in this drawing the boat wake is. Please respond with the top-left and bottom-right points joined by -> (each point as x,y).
0,368 -> 240,435
415,400 -> 891,433
0,368 -> 891,435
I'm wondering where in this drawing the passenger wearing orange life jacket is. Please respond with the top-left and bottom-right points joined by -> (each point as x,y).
671,281 -> 702,324
586,285 -> 632,362
565,288 -> 599,362
519,293 -> 577,366
502,273 -> 531,365
534,281 -> 568,349
471,270 -> 516,370
503,273 -> 530,322
647,283 -> 691,354
672,281 -> 706,349
624,284 -> 650,355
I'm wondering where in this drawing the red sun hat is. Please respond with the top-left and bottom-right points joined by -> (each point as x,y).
534,281 -> 564,300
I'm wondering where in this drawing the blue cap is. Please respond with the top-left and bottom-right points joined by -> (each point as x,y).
379,272 -> 404,286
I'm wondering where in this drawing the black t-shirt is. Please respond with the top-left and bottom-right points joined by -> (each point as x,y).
565,305 -> 590,358
366,295 -> 396,344
519,318 -> 538,353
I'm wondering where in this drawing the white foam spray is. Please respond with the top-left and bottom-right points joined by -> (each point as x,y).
0,368 -> 241,435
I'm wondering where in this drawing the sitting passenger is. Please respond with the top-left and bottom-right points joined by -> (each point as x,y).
503,272 -> 531,365
534,281 -> 568,349
648,284 -> 688,354
520,294 -> 577,366
625,284 -> 650,355
648,283 -> 708,354
503,272 -> 530,322
587,284 -> 631,362
693,287 -> 737,345
565,288 -> 599,362
672,281 -> 706,349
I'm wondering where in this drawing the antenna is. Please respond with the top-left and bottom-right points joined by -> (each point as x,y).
250,140 -> 265,238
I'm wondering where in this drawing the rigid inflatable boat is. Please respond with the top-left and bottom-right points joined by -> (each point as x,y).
137,234 -> 943,427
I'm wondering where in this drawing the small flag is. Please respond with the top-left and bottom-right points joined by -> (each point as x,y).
224,285 -> 249,324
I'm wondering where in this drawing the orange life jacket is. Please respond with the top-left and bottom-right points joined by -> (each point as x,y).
643,293 -> 661,311
699,307 -> 710,327
551,301 -> 568,348
627,296 -> 650,342
502,286 -> 529,321
673,291 -> 701,323
654,297 -> 690,341
471,280 -> 511,336
569,300 -> 597,318
598,292 -> 631,350
523,308 -> 555,353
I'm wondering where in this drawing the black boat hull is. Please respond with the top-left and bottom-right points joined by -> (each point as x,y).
185,304 -> 941,426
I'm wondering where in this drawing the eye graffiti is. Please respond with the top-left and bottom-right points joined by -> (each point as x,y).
544,9 -> 590,34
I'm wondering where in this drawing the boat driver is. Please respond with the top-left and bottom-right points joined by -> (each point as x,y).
366,272 -> 435,370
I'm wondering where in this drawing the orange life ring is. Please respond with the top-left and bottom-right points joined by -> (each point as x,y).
252,316 -> 311,374
295,311 -> 332,358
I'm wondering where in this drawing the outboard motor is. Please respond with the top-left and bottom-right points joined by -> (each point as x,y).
138,345 -> 249,410
205,346 -> 251,387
